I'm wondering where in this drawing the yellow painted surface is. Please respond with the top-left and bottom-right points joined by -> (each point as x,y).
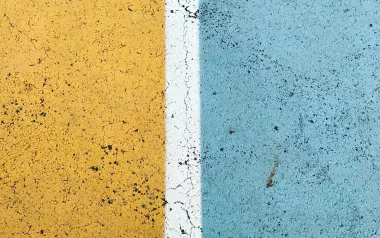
0,0 -> 165,237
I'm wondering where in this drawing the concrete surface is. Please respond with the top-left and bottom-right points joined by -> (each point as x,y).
0,1 -> 166,237
2,0 -> 380,237
200,0 -> 380,237
165,0 -> 202,237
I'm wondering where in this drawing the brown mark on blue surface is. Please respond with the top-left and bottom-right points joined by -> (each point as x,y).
266,157 -> 279,188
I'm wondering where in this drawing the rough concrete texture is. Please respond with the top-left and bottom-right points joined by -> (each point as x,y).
0,1 -> 166,237
200,0 -> 380,237
165,0 -> 201,238
165,0 -> 202,237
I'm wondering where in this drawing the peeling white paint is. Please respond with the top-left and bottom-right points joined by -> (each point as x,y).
165,0 -> 202,237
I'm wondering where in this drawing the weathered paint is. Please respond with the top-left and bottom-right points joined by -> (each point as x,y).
200,0 -> 380,237
0,0 -> 166,237
165,0 -> 202,237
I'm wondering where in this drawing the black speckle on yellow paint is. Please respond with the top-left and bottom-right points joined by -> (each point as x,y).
0,0 -> 166,236
90,166 -> 99,172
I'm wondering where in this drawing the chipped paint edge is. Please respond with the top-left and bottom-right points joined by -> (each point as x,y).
165,0 -> 202,237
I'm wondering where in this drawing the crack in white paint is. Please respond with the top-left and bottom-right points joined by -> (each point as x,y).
165,0 -> 202,237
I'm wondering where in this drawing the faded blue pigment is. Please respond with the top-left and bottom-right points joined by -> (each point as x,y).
199,0 -> 380,237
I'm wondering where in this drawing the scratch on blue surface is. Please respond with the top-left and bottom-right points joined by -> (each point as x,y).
200,0 -> 380,237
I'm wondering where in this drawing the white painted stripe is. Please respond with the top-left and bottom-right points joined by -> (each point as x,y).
165,0 -> 202,237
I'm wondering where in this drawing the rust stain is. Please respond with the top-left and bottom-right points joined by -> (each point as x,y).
266,158 -> 279,188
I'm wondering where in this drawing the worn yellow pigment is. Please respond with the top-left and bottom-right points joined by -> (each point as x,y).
0,0 -> 165,237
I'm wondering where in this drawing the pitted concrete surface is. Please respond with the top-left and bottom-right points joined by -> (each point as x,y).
200,0 -> 380,237
165,0 -> 202,237
0,1 -> 166,237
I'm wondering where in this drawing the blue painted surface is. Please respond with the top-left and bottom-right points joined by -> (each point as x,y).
200,1 -> 380,237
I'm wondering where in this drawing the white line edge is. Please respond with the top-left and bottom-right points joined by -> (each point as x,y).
165,0 -> 202,237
